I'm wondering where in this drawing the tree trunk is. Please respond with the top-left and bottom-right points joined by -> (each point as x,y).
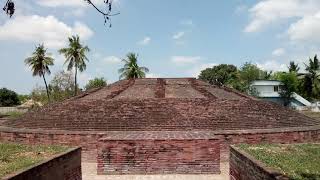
74,66 -> 78,96
42,74 -> 50,102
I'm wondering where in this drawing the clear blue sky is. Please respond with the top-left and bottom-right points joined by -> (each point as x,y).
0,0 -> 319,94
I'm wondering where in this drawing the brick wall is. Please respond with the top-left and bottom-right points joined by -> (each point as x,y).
97,139 -> 220,174
230,146 -> 289,180
0,126 -> 319,163
3,148 -> 82,180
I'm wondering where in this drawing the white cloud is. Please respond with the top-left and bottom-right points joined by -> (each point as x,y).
0,15 -> 93,49
171,56 -> 201,65
36,0 -> 104,7
180,20 -> 193,26
287,12 -> 320,43
245,0 -> 320,32
102,56 -> 122,64
137,37 -> 151,45
173,31 -> 185,40
257,60 -> 288,72
146,73 -> 162,78
188,63 -> 216,77
272,48 -> 286,56
78,72 -> 92,87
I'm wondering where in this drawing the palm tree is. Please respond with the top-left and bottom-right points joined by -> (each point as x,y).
59,35 -> 90,96
303,55 -> 320,99
118,53 -> 149,79
25,44 -> 54,102
288,61 -> 300,73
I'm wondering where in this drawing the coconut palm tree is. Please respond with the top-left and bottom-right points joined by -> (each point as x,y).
288,61 -> 300,73
59,35 -> 90,96
25,44 -> 54,102
118,53 -> 149,79
303,55 -> 320,99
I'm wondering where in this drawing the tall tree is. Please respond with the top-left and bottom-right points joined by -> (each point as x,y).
198,64 -> 238,86
279,72 -> 298,106
303,55 -> 320,99
288,61 -> 300,73
25,44 -> 54,102
118,53 -> 149,79
59,35 -> 90,96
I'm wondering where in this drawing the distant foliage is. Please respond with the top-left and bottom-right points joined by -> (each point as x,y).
18,94 -> 30,104
31,71 -> 77,104
199,64 -> 238,86
118,53 -> 149,79
199,62 -> 272,93
279,72 -> 298,106
302,55 -> 320,100
49,71 -> 75,102
85,77 -> 107,90
288,61 -> 300,73
0,88 -> 20,107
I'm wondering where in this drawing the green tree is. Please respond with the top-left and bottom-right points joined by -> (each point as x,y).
303,55 -> 320,100
49,71 -> 75,101
238,62 -> 269,92
18,94 -> 30,104
198,64 -> 238,86
0,88 -> 20,107
118,53 -> 149,79
279,72 -> 298,106
25,44 -> 54,102
85,77 -> 107,90
288,61 -> 300,73
59,35 -> 90,96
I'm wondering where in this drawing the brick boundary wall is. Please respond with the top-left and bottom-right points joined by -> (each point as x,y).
0,126 -> 319,164
3,147 -> 82,180
97,139 -> 220,174
230,146 -> 289,180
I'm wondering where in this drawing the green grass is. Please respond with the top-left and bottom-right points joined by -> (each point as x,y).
0,143 -> 69,178
237,144 -> 320,180
0,111 -> 25,119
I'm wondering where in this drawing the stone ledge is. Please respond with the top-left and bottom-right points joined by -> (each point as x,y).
0,125 -> 319,138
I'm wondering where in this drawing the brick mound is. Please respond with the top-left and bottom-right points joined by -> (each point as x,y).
4,78 -> 319,131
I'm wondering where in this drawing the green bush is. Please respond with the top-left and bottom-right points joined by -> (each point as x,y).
0,88 -> 20,107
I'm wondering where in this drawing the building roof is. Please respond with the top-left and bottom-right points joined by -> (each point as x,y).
251,80 -> 281,86
5,78 -> 319,131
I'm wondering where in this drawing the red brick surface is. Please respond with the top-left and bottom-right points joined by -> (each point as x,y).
4,78 -> 319,131
0,78 -> 319,174
97,139 -> 220,174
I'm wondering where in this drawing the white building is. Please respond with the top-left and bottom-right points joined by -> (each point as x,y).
250,80 -> 311,109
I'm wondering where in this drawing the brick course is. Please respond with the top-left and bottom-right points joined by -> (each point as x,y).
4,78 -> 319,131
97,139 -> 220,174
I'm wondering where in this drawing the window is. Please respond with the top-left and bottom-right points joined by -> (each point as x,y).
274,86 -> 279,92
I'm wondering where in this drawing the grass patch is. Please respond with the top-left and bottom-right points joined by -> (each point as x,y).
0,111 -> 25,119
0,143 -> 69,178
237,143 -> 320,180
